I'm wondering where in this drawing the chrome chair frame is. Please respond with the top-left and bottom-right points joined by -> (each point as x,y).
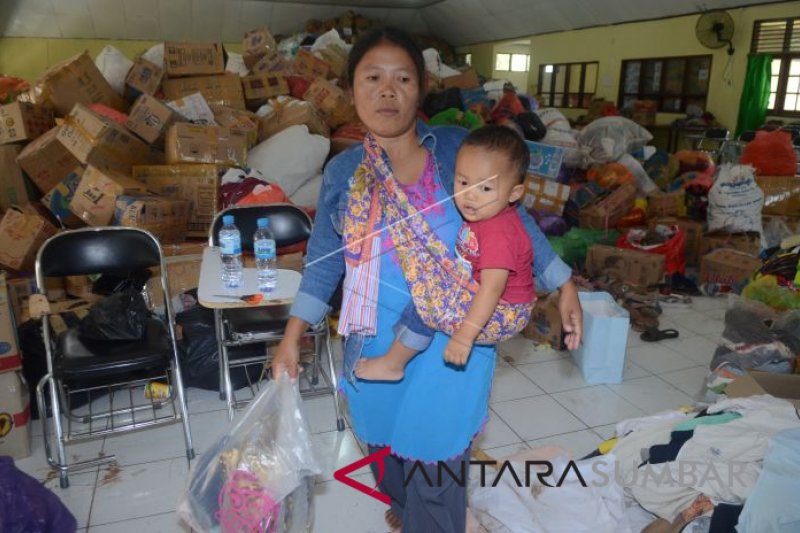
34,227 -> 194,488
208,204 -> 344,430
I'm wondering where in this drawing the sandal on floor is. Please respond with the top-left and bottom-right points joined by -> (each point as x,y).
640,328 -> 680,342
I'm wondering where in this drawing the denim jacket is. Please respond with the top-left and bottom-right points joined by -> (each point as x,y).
289,120 -> 572,327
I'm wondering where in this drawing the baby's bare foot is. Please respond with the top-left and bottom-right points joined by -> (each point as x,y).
355,356 -> 405,381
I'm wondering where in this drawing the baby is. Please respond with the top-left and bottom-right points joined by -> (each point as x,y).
356,125 -> 535,381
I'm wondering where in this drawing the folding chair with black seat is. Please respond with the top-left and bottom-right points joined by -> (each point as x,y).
33,227 -> 194,488
696,127 -> 730,163
208,204 -> 344,430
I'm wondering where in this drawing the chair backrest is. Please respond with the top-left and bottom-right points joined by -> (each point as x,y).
208,204 -> 313,251
705,128 -> 729,140
36,227 -> 163,279
738,130 -> 756,142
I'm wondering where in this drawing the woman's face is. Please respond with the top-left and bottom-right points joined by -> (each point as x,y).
351,42 -> 421,139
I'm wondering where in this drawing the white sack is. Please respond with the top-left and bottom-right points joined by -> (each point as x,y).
95,46 -> 134,96
142,43 -> 165,69
578,117 -> 653,164
707,164 -> 764,235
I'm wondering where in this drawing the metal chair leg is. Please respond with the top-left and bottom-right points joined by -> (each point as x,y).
311,332 -> 321,387
324,328 -> 345,432
170,362 -> 195,461
215,309 -> 226,401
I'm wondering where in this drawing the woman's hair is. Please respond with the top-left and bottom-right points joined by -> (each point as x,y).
461,125 -> 530,184
346,26 -> 426,92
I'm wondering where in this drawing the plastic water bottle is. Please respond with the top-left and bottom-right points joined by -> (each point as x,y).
254,217 -> 277,292
218,214 -> 243,288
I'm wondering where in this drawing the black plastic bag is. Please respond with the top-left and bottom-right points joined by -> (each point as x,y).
513,112 -> 547,141
422,88 -> 463,118
0,457 -> 77,533
176,305 -> 265,390
78,290 -> 150,341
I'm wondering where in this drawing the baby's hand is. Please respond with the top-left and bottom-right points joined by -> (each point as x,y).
444,335 -> 473,366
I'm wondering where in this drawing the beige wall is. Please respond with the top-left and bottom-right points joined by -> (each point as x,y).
459,1 -> 800,130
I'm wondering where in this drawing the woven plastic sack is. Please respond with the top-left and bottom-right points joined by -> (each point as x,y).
707,164 -> 764,235
577,117 -> 653,164
178,375 -> 320,532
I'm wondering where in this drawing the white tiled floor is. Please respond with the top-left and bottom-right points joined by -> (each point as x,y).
11,296 -> 729,532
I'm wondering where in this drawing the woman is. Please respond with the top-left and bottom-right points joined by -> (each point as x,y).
272,27 -> 583,531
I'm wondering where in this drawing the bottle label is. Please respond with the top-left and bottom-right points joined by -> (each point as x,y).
220,234 -> 241,255
255,238 -> 276,260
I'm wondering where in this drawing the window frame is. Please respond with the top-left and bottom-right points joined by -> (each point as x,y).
751,16 -> 800,117
537,61 -> 598,109
495,53 -> 511,71
495,52 -> 530,73
617,54 -> 713,114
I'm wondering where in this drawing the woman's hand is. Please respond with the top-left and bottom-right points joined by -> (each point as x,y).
271,317 -> 309,380
558,280 -> 583,351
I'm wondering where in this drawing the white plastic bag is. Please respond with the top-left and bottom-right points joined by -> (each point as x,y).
95,46 -> 134,96
423,48 -> 461,78
142,43 -> 165,69
618,153 -> 658,194
311,29 -> 352,54
225,52 -> 250,77
178,375 -> 320,532
166,92 -> 216,125
247,125 -> 330,197
578,117 -> 653,164
708,164 -> 764,235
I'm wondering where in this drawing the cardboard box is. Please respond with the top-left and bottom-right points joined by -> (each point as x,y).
699,230 -> 761,259
292,49 -> 332,79
210,105 -> 259,148
442,68 -> 480,90
579,183 -> 637,230
242,26 -> 277,69
585,244 -> 666,287
57,104 -> 153,174
0,145 -> 35,211
318,45 -> 348,80
258,99 -> 330,140
165,123 -> 247,167
15,126 -> 82,192
631,100 -> 658,126
6,276 -> 65,324
649,217 -> 705,267
63,277 -> 104,305
647,189 -> 686,218
727,370 -> 800,410
699,249 -> 761,286
125,57 -> 164,100
302,78 -> 355,128
0,371 -> 31,459
68,166 -> 148,226
132,164 -> 221,238
522,174 -> 570,215
41,168 -> 85,228
125,94 -> 178,145
242,74 -> 289,109
525,141 -> 565,179
36,51 -> 126,116
251,49 -> 289,75
756,175 -> 800,217
0,102 -> 54,144
162,74 -> 246,110
145,254 -> 202,308
0,274 -> 22,374
521,292 -> 563,349
0,206 -> 58,272
164,41 -> 225,77
114,194 -> 189,244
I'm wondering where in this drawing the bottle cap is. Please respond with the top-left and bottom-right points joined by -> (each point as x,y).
222,215 -> 234,225
257,218 -> 269,228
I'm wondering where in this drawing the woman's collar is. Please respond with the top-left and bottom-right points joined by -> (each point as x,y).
415,120 -> 437,152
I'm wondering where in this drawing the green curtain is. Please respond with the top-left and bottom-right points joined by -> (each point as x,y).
735,53 -> 772,138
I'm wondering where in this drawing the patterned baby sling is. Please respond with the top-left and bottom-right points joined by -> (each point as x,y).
338,133 -> 532,344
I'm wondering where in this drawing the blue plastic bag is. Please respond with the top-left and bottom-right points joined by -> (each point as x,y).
0,457 -> 77,533
570,292 -> 630,384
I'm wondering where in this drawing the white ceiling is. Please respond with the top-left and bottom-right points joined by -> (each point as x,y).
0,0 -> 787,46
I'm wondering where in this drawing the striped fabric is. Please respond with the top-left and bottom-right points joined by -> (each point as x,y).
338,235 -> 381,337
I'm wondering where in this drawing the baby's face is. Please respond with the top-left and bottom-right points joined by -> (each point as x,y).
453,145 -> 524,223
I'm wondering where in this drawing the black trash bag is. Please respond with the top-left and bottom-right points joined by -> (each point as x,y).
91,268 -> 152,296
77,290 -> 150,341
0,457 -> 78,533
176,305 -> 265,390
422,87 -> 463,118
513,112 -> 547,141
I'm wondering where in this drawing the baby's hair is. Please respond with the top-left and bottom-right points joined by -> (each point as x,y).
460,125 -> 530,184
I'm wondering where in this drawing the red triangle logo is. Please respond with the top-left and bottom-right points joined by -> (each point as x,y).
333,446 -> 392,505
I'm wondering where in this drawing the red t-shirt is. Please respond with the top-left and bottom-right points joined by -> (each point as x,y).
455,206 -> 535,304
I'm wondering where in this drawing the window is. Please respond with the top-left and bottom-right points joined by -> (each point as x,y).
537,62 -> 598,108
618,55 -> 712,113
496,53 -> 530,72
752,17 -> 800,115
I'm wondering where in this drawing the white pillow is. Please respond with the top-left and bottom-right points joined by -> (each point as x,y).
246,125 -> 330,197
289,173 -> 323,207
